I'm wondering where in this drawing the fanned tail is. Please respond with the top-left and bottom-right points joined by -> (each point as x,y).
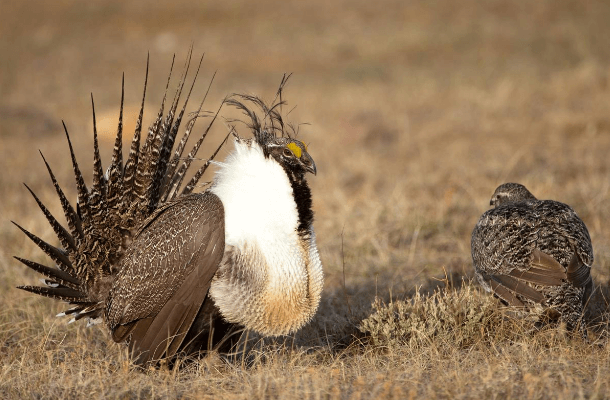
14,50 -> 228,326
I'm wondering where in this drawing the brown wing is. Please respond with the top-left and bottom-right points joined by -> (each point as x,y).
507,248 -> 567,286
488,279 -> 525,307
105,192 -> 224,365
486,249 -> 567,307
489,275 -> 545,305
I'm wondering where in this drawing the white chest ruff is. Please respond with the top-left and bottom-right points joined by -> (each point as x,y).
208,140 -> 323,335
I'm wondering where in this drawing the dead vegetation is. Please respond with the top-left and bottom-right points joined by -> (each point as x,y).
2,0 -> 610,398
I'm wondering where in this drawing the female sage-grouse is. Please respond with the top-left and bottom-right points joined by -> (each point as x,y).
13,52 -> 324,365
471,182 -> 593,331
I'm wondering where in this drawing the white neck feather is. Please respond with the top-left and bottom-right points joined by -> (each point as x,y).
210,139 -> 301,272
211,141 -> 298,247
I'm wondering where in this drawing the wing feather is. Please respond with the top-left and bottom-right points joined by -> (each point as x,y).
490,275 -> 546,304
105,192 -> 225,365
488,279 -> 525,307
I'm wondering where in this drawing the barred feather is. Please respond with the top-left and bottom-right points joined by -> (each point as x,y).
167,98 -> 224,200
157,53 -> 204,199
39,152 -> 85,245
122,54 -> 149,208
12,222 -> 72,272
15,52 -> 227,327
133,55 -> 175,209
90,94 -> 107,214
182,131 -> 230,195
14,257 -> 80,289
62,121 -> 93,235
23,183 -> 76,253
146,49 -> 192,210
17,285 -> 86,302
106,75 -> 125,212
163,70 -> 215,196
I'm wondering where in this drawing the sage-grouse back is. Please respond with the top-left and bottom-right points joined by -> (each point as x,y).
13,51 -> 323,366
471,183 -> 593,330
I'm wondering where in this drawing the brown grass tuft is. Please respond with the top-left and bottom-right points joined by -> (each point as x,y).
360,284 -> 525,349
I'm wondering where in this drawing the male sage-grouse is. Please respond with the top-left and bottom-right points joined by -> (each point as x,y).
471,183 -> 593,331
13,52 -> 324,366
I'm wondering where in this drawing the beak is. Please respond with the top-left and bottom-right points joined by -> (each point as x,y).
302,152 -> 317,175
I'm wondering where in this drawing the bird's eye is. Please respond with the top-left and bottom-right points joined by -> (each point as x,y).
283,148 -> 293,157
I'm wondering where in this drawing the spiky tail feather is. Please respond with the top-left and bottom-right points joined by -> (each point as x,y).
14,49 -> 229,326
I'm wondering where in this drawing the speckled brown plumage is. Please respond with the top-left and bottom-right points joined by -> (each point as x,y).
107,192 -> 225,363
14,51 -> 323,366
471,183 -> 594,331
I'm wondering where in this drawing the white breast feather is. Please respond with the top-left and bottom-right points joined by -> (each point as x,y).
210,140 -> 301,269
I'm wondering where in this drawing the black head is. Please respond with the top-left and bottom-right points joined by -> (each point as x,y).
225,89 -> 316,178
258,134 -> 316,177
489,183 -> 537,207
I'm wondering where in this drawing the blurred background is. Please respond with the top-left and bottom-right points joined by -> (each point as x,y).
1,0 -> 610,309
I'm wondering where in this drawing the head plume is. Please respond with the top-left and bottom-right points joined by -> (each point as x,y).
224,73 -> 301,146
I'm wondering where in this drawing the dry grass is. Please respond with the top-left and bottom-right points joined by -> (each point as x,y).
2,0 -> 610,398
